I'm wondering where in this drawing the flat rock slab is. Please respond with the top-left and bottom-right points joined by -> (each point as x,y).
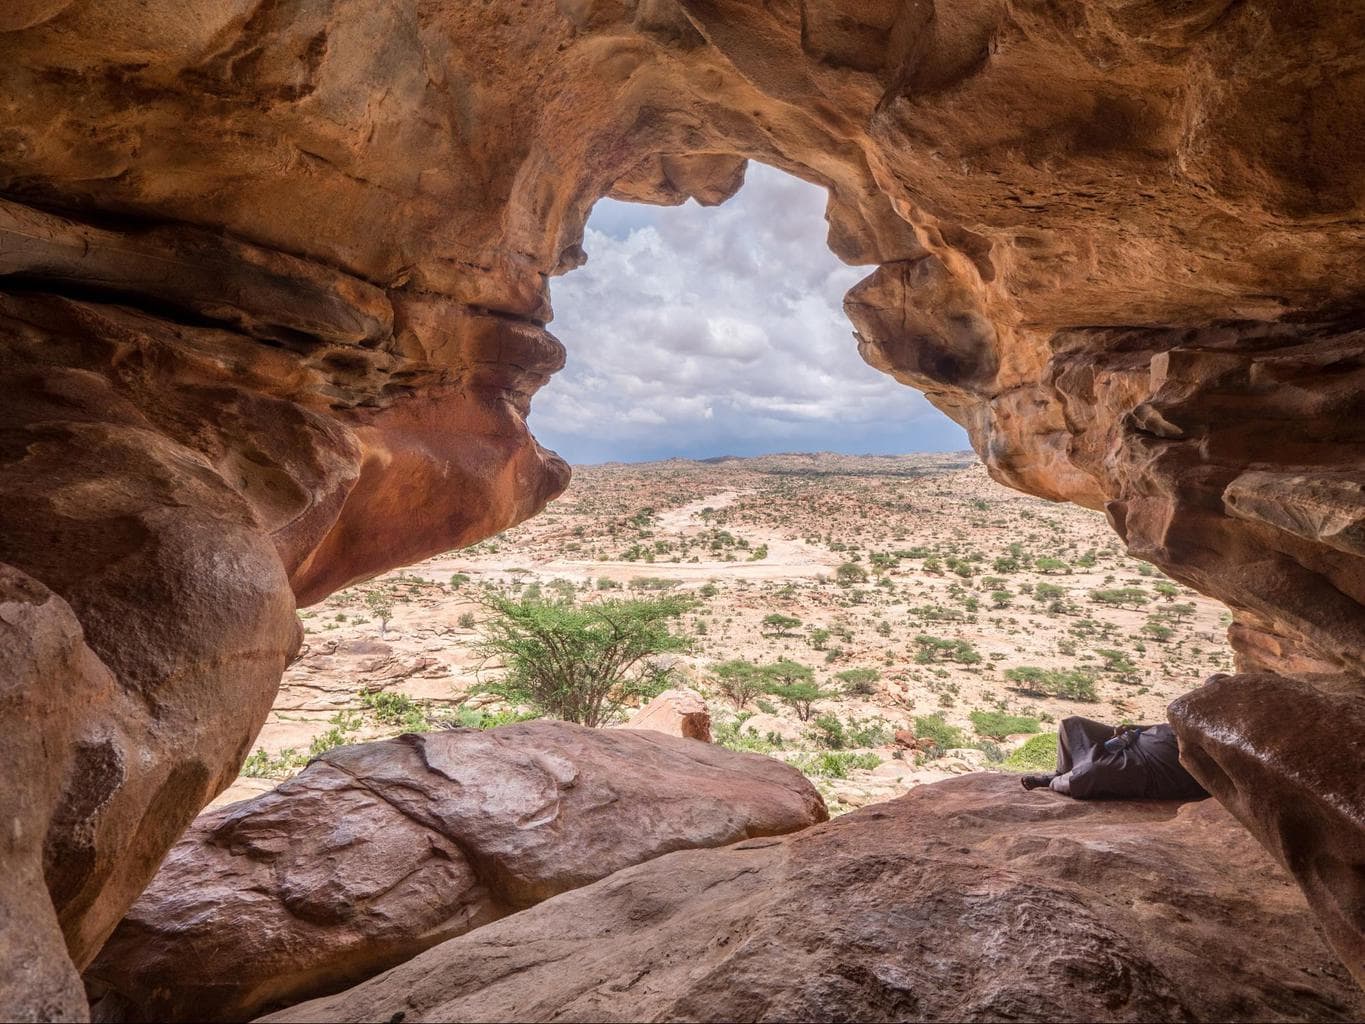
86,722 -> 826,1022
265,773 -> 1364,1024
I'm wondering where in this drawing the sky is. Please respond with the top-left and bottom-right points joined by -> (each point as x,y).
529,162 -> 969,465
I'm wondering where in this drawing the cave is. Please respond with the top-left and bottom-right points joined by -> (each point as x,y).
1,0 -> 1363,1020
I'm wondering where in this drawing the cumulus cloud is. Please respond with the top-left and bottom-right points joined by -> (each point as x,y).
530,163 -> 968,464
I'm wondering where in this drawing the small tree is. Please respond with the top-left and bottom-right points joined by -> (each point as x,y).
761,613 -> 802,637
1035,557 -> 1070,574
1141,621 -> 1174,643
1154,581 -> 1179,600
835,562 -> 868,587
365,589 -> 395,639
990,589 -> 1012,609
1089,587 -> 1150,609
475,594 -> 691,728
763,660 -> 827,721
808,627 -> 831,651
711,659 -> 768,709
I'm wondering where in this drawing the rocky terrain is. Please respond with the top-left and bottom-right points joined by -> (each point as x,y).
86,724 -> 825,1022
222,453 -> 1234,813
266,774 -> 1364,1024
2,0 -> 1363,1018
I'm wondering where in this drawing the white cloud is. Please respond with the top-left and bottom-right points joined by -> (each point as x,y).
531,163 -> 967,463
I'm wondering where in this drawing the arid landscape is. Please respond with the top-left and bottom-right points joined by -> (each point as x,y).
223,453 -> 1234,813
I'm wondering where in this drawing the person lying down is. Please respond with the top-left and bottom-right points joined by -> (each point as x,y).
1020,716 -> 1209,800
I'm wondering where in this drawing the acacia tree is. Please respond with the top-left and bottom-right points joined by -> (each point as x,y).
711,659 -> 768,708
476,594 -> 691,727
762,659 -> 830,721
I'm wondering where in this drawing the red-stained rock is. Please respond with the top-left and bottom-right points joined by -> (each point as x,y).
1171,673 -> 1365,989
85,722 -> 825,1022
263,773 -> 1364,1024
625,687 -> 712,742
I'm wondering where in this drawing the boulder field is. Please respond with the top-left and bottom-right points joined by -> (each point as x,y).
264,774 -> 1364,1024
0,0 -> 1363,1016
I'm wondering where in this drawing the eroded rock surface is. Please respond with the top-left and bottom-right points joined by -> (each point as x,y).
84,722 -> 825,1023
265,773 -> 1364,1023
0,0 -> 1363,1010
624,687 -> 712,742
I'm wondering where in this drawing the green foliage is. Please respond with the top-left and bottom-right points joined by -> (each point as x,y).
807,627 -> 831,650
763,660 -> 829,721
1141,621 -> 1174,642
457,611 -> 477,629
365,589 -> 395,634
449,573 -> 470,588
835,562 -> 868,586
1034,557 -> 1070,574
475,594 -> 691,728
789,750 -> 881,779
913,634 -> 982,665
698,582 -> 719,598
1002,733 -> 1060,772
359,688 -> 429,730
240,746 -> 306,779
968,709 -> 1041,740
912,713 -> 969,753
989,589 -> 1012,608
1089,587 -> 1150,608
632,577 -> 682,591
712,712 -> 782,754
834,667 -> 880,695
711,659 -> 769,709
808,713 -> 847,749
761,612 -> 802,636
449,706 -> 538,730
1004,666 -> 1099,701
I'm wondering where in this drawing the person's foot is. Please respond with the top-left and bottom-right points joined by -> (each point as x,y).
1020,774 -> 1055,791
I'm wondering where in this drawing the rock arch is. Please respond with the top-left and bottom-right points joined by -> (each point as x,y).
0,0 -> 1362,1015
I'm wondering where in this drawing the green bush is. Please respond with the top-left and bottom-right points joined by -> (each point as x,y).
1002,733 -> 1059,772
790,750 -> 881,779
834,667 -> 880,695
808,713 -> 847,749
1004,666 -> 1099,702
969,709 -> 1041,740
913,713 -> 969,752
359,688 -> 430,730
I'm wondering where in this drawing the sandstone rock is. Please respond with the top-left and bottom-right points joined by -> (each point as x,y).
1,0 -> 1364,1005
264,774 -> 1364,1024
85,722 -> 825,1022
1171,673 -> 1365,989
625,687 -> 711,742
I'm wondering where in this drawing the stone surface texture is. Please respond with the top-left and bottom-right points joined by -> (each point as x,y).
624,687 -> 712,742
84,722 -> 826,1022
265,773 -> 1365,1024
0,0 -> 1363,1014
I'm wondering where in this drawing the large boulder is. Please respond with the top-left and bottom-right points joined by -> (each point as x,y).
84,722 -> 825,1022
624,687 -> 712,742
265,774 -> 1364,1024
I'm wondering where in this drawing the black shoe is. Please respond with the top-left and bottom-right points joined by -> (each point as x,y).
1020,774 -> 1055,791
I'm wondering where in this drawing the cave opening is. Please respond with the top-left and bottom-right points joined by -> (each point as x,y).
532,161 -> 968,464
